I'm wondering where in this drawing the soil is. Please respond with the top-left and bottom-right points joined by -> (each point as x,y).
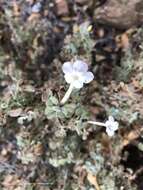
0,0 -> 143,190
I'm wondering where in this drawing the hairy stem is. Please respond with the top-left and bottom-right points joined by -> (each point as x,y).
60,84 -> 74,105
88,121 -> 106,127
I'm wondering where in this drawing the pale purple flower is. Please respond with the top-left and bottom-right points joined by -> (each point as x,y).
61,60 -> 94,104
105,116 -> 119,137
62,60 -> 94,89
88,116 -> 119,137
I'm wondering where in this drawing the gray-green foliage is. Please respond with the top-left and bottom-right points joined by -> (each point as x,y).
85,144 -> 104,175
45,92 -> 76,119
108,107 -> 140,125
64,22 -> 94,58
115,49 -> 134,82
45,91 -> 89,121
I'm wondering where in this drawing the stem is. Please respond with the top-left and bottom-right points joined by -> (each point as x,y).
60,84 -> 74,105
88,121 -> 106,127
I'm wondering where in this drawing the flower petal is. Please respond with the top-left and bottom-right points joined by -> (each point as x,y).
72,80 -> 83,89
106,128 -> 115,137
84,71 -> 94,83
62,62 -> 73,74
73,60 -> 88,72
64,73 -> 74,84
108,116 -> 114,122
113,122 -> 119,130
105,120 -> 111,127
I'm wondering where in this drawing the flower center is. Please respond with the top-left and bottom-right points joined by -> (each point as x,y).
72,74 -> 80,81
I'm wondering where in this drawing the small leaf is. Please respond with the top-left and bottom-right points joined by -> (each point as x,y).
45,106 -> 57,119
62,103 -> 76,118
49,96 -> 59,106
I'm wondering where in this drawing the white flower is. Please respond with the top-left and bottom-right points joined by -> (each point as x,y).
61,60 -> 94,104
105,116 -> 119,137
88,116 -> 119,137
62,60 -> 94,89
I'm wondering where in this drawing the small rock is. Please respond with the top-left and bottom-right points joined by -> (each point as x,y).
28,12 -> 41,22
94,0 -> 143,29
75,0 -> 89,4
8,108 -> 22,117
55,0 -> 69,16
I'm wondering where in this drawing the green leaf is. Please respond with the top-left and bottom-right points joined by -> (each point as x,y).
49,96 -> 59,105
62,103 -> 76,118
